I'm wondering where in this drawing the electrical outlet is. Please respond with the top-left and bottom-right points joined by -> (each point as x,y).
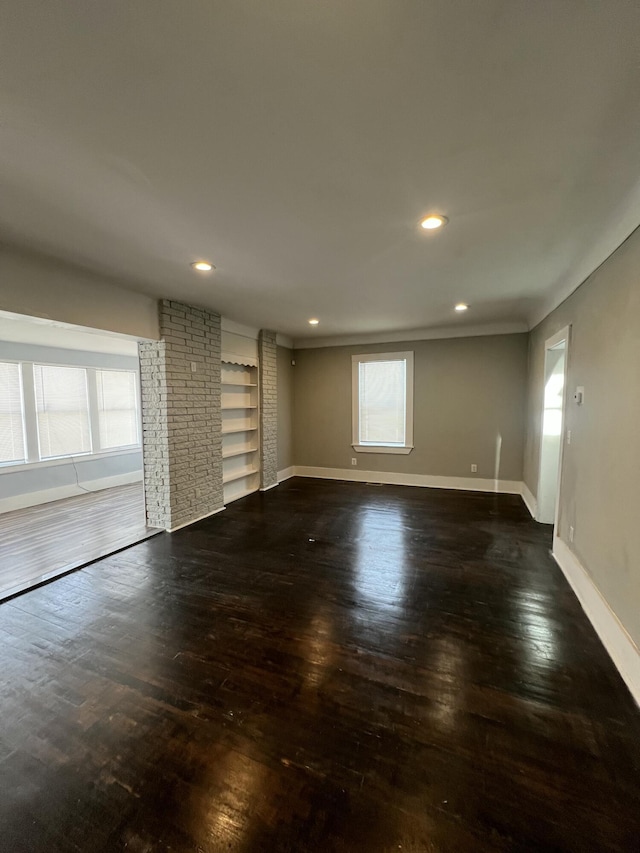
569,525 -> 575,543
567,429 -> 572,445
351,458 -> 357,466
190,361 -> 197,373
471,464 -> 477,473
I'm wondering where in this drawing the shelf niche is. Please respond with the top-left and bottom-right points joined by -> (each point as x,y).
221,361 -> 260,504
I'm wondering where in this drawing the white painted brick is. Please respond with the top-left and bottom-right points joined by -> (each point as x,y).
139,300 -> 223,529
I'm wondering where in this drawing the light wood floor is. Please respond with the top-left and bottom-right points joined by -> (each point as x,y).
0,483 -> 161,600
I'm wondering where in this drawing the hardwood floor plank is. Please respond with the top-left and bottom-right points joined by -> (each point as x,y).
0,478 -> 639,852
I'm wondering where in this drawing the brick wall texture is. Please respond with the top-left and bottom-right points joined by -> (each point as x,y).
139,300 -> 223,530
259,330 -> 278,489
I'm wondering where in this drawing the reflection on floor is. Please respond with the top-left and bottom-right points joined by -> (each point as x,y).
0,478 -> 639,851
0,483 -> 161,600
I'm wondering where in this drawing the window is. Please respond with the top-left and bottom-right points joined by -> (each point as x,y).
0,362 -> 26,465
352,351 -> 414,454
34,365 -> 92,459
97,370 -> 139,449
0,359 -> 141,467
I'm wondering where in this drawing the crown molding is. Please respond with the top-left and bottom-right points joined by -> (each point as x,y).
292,321 -> 528,350
276,333 -> 294,348
527,221 -> 640,331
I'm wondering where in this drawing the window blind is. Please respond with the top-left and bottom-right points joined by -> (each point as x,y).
358,359 -> 406,445
34,365 -> 92,459
0,362 -> 26,464
97,370 -> 139,449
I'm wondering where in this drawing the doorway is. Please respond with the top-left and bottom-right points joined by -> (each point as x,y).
0,310 -> 159,599
536,327 -> 570,528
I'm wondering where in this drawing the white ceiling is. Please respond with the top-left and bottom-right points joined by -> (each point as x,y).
1,1 -> 640,341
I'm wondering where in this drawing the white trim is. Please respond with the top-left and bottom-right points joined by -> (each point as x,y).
353,444 -> 413,455
221,353 -> 258,367
0,470 -> 143,514
220,318 -> 259,339
552,536 -> 640,707
537,325 -> 570,526
260,482 -> 279,492
293,466 -> 522,494
167,505 -> 226,533
276,333 -> 294,349
521,482 -> 538,519
277,466 -> 295,483
545,326 -> 571,351
293,321 -> 528,350
20,361 -> 39,463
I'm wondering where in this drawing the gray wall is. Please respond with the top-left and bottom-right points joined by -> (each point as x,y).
524,227 -> 640,649
293,334 -> 528,481
0,450 -> 142,505
0,243 -> 159,340
277,345 -> 294,471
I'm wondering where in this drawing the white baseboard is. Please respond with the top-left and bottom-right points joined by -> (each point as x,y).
293,466 -> 522,494
0,471 -> 143,514
521,483 -> 538,518
260,482 -> 279,492
552,536 -> 640,707
277,466 -> 296,483
168,505 -> 225,533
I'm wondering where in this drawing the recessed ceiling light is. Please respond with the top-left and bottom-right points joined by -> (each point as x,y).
455,303 -> 469,312
420,215 -> 448,230
191,261 -> 214,272
308,318 -> 320,326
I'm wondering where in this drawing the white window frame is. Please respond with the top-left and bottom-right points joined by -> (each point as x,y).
0,360 -> 142,470
94,367 -> 142,453
0,360 -> 28,466
351,351 -> 414,454
34,362 -> 94,461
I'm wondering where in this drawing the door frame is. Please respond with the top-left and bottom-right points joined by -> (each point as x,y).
537,325 -> 571,536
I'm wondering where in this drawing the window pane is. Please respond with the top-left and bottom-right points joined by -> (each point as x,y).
34,365 -> 91,459
0,362 -> 26,464
97,370 -> 139,449
359,359 -> 406,444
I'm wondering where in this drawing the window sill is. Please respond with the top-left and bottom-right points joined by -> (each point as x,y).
0,446 -> 142,473
352,444 -> 414,455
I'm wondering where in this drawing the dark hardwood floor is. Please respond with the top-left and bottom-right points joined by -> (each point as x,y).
1,478 -> 639,852
0,484 -> 160,601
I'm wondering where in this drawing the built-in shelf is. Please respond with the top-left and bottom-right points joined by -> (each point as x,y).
222,426 -> 258,435
221,405 -> 258,411
222,360 -> 259,505
223,465 -> 260,485
224,483 -> 260,504
222,445 -> 258,460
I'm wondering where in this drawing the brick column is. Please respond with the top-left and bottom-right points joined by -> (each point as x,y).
258,330 -> 278,490
139,300 -> 223,531
138,340 -> 170,528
